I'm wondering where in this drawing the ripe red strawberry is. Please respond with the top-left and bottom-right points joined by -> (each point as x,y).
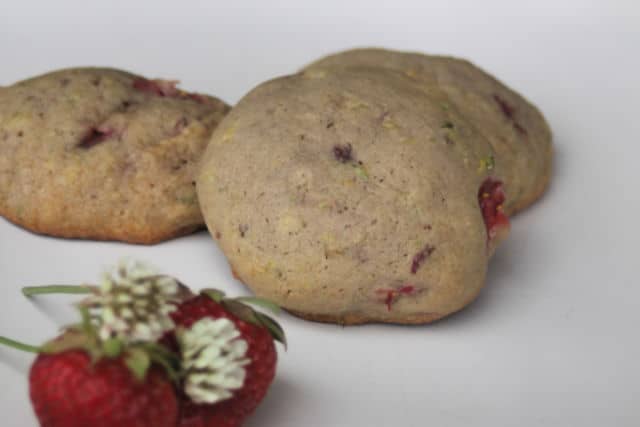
170,292 -> 285,427
29,350 -> 178,427
2,260 -> 286,427
1,260 -> 186,427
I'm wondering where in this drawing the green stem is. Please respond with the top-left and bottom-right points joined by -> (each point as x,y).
78,306 -> 99,345
22,285 -> 95,297
0,336 -> 41,353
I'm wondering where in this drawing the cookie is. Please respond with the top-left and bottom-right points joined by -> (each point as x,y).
304,48 -> 553,215
197,66 -> 520,325
0,68 -> 229,244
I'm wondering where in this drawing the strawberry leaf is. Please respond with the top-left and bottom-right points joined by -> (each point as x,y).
255,312 -> 287,349
102,338 -> 123,358
147,351 -> 180,383
174,279 -> 196,301
137,342 -> 181,366
202,288 -> 226,303
234,296 -> 281,316
221,299 -> 259,325
138,343 -> 181,383
125,347 -> 151,381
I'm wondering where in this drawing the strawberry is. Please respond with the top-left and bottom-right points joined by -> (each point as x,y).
3,259 -> 286,427
0,317 -> 181,427
170,291 -> 286,427
29,350 -> 178,427
0,259 -> 185,427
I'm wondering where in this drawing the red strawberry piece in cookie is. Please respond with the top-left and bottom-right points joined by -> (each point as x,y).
376,284 -> 420,311
133,78 -> 180,97
78,125 -> 116,149
133,77 -> 211,104
478,177 -> 510,248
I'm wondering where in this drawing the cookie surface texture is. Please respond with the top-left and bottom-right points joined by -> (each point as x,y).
305,48 -> 552,214
0,68 -> 229,243
198,65 -> 527,324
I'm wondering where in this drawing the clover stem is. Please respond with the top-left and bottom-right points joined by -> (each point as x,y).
22,285 -> 96,297
0,336 -> 41,353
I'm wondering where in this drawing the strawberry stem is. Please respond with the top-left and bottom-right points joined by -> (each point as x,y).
22,285 -> 95,297
0,336 -> 42,353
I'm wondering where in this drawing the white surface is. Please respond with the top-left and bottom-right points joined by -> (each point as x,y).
1,1 -> 639,426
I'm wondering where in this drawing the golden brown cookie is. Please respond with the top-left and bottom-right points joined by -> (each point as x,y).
304,48 -> 553,215
198,66 -> 520,324
0,68 -> 229,244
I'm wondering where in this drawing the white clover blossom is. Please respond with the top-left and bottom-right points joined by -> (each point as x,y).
179,317 -> 250,404
86,259 -> 180,343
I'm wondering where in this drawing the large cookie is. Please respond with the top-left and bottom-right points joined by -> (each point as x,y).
0,68 -> 229,244
304,48 -> 552,215
197,66 -> 520,324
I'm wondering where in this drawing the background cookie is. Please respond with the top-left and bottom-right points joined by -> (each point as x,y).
304,48 -> 553,215
197,67 -> 513,324
0,68 -> 229,244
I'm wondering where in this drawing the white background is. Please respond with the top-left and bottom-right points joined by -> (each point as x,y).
1,1 -> 639,426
